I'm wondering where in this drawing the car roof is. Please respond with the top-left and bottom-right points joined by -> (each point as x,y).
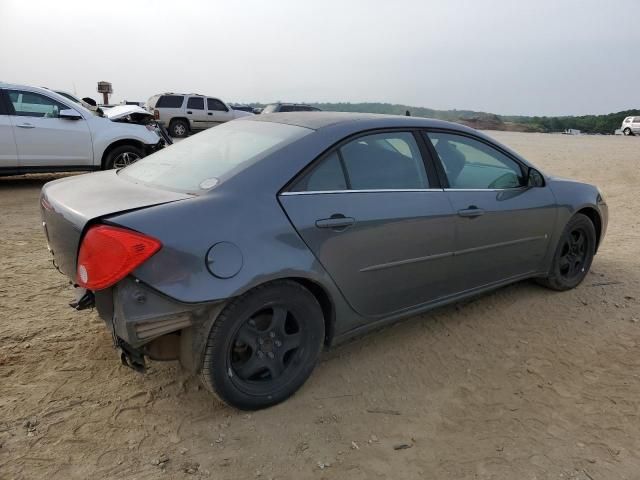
0,82 -> 93,114
0,81 -> 25,89
247,111 -> 471,132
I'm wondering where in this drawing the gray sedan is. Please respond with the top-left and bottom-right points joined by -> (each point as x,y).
41,113 -> 608,409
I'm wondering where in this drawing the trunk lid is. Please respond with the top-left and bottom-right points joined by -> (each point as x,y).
41,170 -> 192,279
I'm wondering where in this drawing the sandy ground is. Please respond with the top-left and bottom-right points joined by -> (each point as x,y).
1,131 -> 640,480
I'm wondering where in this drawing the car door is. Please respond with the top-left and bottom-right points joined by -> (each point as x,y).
7,89 -> 92,167
633,117 -> 640,134
279,130 -> 457,319
424,130 -> 557,291
185,96 -> 208,130
0,90 -> 19,169
206,98 -> 233,126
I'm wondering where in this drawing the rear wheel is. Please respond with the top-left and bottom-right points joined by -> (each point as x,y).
623,127 -> 633,136
169,119 -> 189,137
537,213 -> 596,291
104,145 -> 143,169
200,281 -> 325,410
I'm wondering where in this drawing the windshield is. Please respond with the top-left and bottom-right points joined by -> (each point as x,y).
119,120 -> 311,192
55,91 -> 81,104
261,104 -> 278,114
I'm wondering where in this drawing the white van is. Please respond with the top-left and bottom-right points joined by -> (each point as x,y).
621,116 -> 640,136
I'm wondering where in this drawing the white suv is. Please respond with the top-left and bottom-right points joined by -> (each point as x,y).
0,83 -> 169,175
621,116 -> 640,136
148,93 -> 252,137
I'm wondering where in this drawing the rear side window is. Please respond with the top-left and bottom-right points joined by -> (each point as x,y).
291,131 -> 429,191
291,152 -> 347,192
156,95 -> 184,108
187,97 -> 204,110
207,98 -> 228,111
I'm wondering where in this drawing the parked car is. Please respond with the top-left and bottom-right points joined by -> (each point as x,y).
230,104 -> 255,113
41,112 -> 607,410
260,103 -> 321,114
0,83 -> 170,175
621,116 -> 640,136
147,93 -> 253,137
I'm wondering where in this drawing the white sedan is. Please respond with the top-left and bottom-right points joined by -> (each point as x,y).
0,82 -> 169,174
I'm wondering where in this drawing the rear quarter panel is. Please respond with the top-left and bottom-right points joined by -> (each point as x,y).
107,187 -> 360,334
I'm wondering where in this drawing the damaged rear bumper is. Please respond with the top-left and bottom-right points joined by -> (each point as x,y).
89,277 -> 224,373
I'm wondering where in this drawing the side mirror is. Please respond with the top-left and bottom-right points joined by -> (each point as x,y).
59,109 -> 82,120
526,167 -> 545,187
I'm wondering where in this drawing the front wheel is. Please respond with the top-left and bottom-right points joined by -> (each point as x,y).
623,127 -> 633,136
200,281 -> 325,410
104,145 -> 144,169
537,213 -> 596,291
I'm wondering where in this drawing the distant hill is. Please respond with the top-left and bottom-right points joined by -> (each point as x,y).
247,101 -> 640,134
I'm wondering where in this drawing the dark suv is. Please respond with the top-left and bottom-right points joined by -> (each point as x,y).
260,103 -> 321,114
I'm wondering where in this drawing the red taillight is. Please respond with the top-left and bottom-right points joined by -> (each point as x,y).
154,109 -> 159,119
76,225 -> 161,290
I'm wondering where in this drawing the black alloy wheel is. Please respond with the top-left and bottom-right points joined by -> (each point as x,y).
537,213 -> 596,291
200,281 -> 324,410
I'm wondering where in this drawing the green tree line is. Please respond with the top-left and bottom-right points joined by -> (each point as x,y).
245,101 -> 639,134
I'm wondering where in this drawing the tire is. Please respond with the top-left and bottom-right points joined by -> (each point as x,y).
169,119 -> 189,137
537,213 -> 596,291
104,144 -> 144,170
200,281 -> 325,410
623,128 -> 633,136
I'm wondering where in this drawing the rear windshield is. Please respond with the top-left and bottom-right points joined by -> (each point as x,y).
119,120 -> 311,192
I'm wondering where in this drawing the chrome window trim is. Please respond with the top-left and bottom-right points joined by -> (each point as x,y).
280,188 -> 445,196
444,187 -> 529,192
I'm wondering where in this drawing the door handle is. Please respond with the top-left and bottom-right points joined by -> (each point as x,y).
187,111 -> 193,114
207,112 -> 213,116
457,206 -> 485,218
315,214 -> 355,230
17,123 -> 35,128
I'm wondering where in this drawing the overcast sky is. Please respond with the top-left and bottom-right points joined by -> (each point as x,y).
1,0 -> 638,116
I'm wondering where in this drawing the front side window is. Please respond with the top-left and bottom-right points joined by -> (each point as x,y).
427,132 -> 524,189
207,98 -> 228,111
9,90 -> 68,118
291,131 -> 429,192
187,97 -> 204,110
279,105 -> 295,112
